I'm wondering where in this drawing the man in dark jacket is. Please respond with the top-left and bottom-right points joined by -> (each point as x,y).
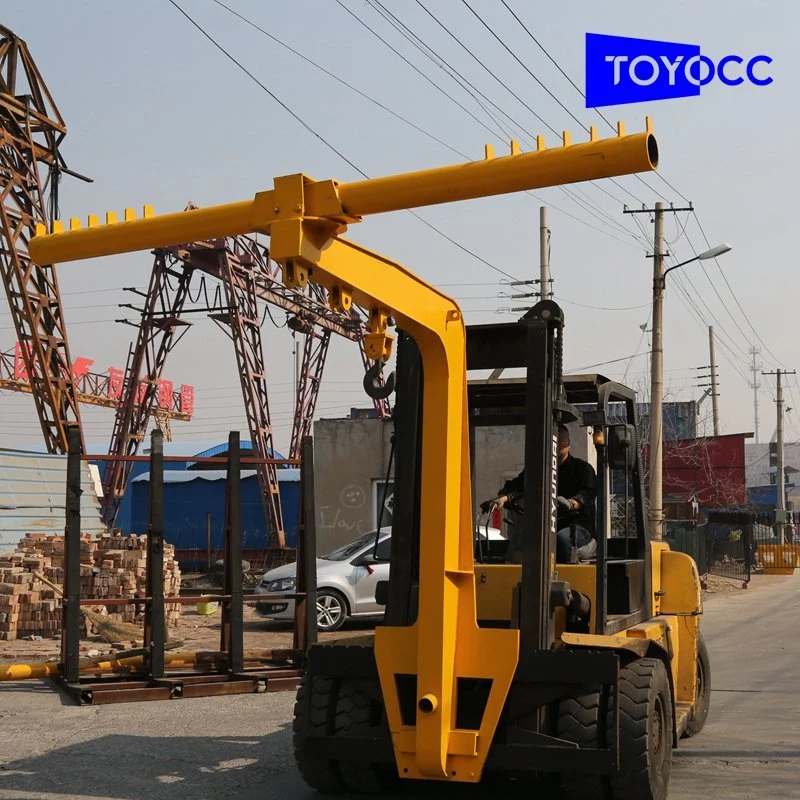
483,425 -> 596,563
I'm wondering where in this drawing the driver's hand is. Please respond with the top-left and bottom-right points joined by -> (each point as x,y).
480,495 -> 507,513
557,495 -> 572,513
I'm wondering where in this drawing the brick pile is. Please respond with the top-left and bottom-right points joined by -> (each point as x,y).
0,532 -> 181,641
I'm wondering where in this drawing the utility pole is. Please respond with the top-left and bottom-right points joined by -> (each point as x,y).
708,326 -> 720,436
539,206 -> 552,300
623,201 -> 694,541
491,207 -> 549,380
750,346 -> 762,443
763,368 -> 796,542
649,202 -> 666,540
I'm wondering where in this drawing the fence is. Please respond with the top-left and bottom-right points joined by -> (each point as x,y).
669,509 -> 800,582
665,514 -> 753,584
703,511 -> 753,584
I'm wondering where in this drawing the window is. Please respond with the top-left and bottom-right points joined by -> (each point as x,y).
375,536 -> 392,561
372,479 -> 395,528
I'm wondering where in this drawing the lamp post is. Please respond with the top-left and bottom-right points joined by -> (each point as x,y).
649,225 -> 731,541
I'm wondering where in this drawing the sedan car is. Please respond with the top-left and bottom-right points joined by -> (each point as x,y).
255,524 -> 503,632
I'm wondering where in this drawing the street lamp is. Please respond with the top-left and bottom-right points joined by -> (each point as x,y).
648,215 -> 732,541
659,243 -> 732,285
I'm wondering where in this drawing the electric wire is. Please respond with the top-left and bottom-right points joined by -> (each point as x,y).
336,0 -> 647,248
211,0 -> 460,158
166,0 -> 367,178
209,0 -> 643,250
168,0 -> 524,283
496,0 -> 691,206
333,0 -> 507,141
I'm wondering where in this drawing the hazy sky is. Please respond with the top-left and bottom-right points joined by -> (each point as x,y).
2,0 -> 797,453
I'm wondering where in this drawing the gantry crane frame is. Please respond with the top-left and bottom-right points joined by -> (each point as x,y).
0,25 -> 84,453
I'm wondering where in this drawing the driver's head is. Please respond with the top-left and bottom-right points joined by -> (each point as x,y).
558,425 -> 570,464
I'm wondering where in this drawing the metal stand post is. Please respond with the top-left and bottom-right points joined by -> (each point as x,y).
61,425 -> 83,684
221,431 -> 244,674
144,429 -> 166,679
295,435 -> 318,652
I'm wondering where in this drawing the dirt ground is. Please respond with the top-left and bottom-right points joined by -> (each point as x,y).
0,570 -> 750,666
0,602 -> 369,665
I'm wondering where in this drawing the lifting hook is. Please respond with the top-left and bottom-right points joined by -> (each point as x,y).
363,359 -> 396,400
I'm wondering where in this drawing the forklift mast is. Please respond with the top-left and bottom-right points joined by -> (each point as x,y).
30,121 -> 659,781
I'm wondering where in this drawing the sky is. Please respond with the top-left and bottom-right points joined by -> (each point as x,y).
2,0 -> 798,454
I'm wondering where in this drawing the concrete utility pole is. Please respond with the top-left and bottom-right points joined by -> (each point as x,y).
539,206 -> 552,300
491,207 -> 550,381
750,346 -> 762,443
764,368 -> 796,542
708,326 -> 720,436
623,204 -> 723,541
649,202 -> 666,540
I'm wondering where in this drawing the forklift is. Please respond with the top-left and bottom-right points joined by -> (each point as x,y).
293,303 -> 710,799
26,117 -> 707,798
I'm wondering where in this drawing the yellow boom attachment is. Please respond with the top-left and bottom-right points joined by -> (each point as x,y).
30,121 -> 658,782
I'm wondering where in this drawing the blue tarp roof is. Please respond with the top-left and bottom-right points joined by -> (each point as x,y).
131,468 -> 300,484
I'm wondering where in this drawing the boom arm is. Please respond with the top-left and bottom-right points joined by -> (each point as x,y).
29,121 -> 659,781
29,122 -> 656,265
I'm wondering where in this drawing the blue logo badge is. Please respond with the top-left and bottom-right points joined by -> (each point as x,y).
585,33 -> 773,108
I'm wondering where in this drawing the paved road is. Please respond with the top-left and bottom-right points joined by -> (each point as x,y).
0,574 -> 797,800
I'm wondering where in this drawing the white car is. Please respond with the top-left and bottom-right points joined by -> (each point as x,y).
255,524 -> 504,632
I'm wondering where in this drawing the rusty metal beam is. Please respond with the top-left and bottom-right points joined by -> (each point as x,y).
290,326 -> 331,459
101,251 -> 194,525
0,25 -> 83,453
213,250 -> 286,547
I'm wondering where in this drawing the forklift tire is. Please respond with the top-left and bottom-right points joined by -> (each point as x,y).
557,688 -> 609,799
334,679 -> 398,793
292,673 -> 344,792
682,634 -> 711,738
609,658 -> 673,800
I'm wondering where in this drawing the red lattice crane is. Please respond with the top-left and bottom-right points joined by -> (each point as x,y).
0,25 -> 86,452
101,229 -> 388,547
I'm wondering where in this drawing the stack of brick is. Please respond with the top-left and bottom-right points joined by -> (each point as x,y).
0,532 -> 181,641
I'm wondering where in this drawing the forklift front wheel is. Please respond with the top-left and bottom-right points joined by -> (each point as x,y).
557,688 -> 608,799
609,658 -> 673,800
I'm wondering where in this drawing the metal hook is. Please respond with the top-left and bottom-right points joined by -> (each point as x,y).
363,360 -> 396,400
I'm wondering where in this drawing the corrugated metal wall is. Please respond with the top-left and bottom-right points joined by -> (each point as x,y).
0,448 -> 105,549
128,469 -> 301,551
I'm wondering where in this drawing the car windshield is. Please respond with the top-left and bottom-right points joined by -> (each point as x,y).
323,531 -> 380,561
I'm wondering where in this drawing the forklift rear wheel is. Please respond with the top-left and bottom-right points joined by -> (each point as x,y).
557,688 -> 609,799
292,673 -> 344,792
609,658 -> 673,800
682,634 -> 711,738
334,679 -> 398,792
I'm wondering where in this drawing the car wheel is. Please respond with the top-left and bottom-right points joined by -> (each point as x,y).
316,589 -> 348,632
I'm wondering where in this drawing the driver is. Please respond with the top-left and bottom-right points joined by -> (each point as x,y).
482,424 -> 596,563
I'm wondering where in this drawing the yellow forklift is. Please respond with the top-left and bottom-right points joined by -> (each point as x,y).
28,118 -> 707,799
293,305 -> 709,799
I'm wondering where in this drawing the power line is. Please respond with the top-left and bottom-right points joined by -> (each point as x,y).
166,0 -> 367,177
460,0 -> 587,132
333,0 -> 506,140
497,1 -> 688,204
211,0 -> 461,158
695,215 -> 787,369
406,0 -> 647,243
168,0 -> 523,283
565,351 -> 650,374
